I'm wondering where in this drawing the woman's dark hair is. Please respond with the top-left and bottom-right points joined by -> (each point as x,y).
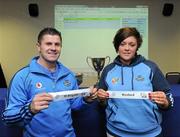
37,27 -> 62,44
113,27 -> 143,52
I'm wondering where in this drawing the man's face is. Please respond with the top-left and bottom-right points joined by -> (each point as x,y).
37,34 -> 62,64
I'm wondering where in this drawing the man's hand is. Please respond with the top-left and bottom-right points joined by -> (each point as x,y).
29,92 -> 53,114
83,87 -> 98,103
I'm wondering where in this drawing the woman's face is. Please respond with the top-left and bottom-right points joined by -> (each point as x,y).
118,36 -> 138,65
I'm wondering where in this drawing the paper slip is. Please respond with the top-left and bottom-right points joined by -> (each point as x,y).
49,88 -> 91,101
107,91 -> 150,99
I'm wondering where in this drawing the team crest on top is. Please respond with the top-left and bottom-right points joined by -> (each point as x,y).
36,82 -> 42,89
112,77 -> 120,84
63,80 -> 71,87
135,75 -> 144,81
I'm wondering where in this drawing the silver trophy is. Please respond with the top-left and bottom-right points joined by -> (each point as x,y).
86,56 -> 110,81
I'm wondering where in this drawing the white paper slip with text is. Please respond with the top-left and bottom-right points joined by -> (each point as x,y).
49,88 -> 90,101
107,91 -> 151,99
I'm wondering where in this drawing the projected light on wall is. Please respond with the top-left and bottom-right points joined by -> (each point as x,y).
55,5 -> 148,73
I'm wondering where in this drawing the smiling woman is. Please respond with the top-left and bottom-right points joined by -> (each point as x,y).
97,27 -> 173,137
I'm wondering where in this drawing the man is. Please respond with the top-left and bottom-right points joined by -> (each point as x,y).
2,27 -> 97,137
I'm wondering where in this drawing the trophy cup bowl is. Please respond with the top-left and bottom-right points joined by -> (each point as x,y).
86,56 -> 110,81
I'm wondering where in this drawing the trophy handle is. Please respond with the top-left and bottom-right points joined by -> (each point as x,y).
105,56 -> 110,65
86,56 -> 94,70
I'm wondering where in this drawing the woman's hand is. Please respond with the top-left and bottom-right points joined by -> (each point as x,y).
149,91 -> 169,109
97,89 -> 109,101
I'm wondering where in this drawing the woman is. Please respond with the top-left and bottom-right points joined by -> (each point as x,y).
97,27 -> 173,137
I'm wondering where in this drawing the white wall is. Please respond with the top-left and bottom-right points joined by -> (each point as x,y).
0,0 -> 179,85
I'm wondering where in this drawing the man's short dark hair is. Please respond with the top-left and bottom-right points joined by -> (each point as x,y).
38,27 -> 62,43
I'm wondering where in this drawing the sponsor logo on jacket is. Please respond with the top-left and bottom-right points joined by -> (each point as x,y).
112,77 -> 120,84
36,82 -> 43,89
135,75 -> 144,81
63,80 -> 71,87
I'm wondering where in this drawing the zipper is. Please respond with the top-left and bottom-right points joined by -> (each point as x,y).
131,67 -> 134,90
121,66 -> 124,85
